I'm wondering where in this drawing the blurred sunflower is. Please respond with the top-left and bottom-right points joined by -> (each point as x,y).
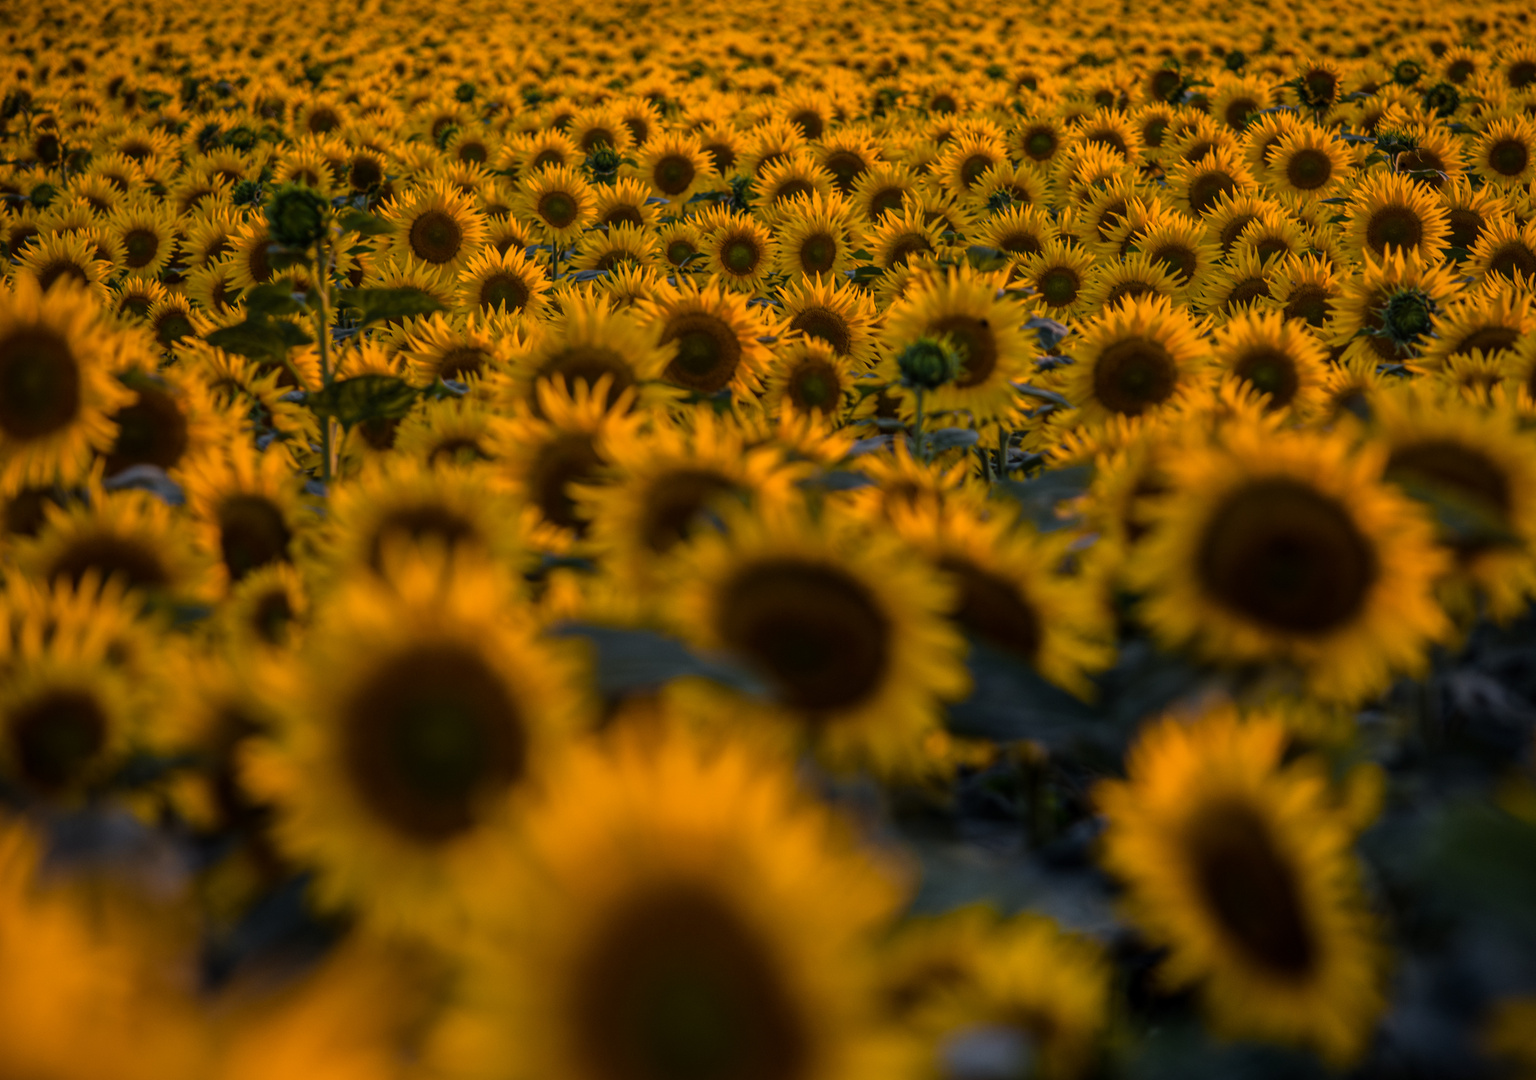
1130,423 -> 1449,701
1097,705 -> 1385,1065
179,441 -> 308,593
503,294 -> 672,412
665,499 -> 968,777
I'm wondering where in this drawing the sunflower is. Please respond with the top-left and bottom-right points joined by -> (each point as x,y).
183,258 -> 243,316
494,377 -> 645,552
1011,114 -> 1068,168
242,542 -> 586,942
17,482 -> 211,603
453,243 -> 550,318
1129,423 -> 1448,701
1130,210 -> 1222,298
742,116 -> 810,179
636,277 -> 778,400
590,178 -> 659,232
663,499 -> 967,777
655,219 -> 708,276
1332,248 -> 1465,365
933,130 -> 1010,197
570,222 -> 661,275
1016,241 -> 1096,318
1171,145 -> 1255,218
1096,704 -> 1385,1065
103,362 -> 234,479
1467,215 -> 1536,287
1372,384 -> 1536,621
1473,114 -> 1536,188
970,204 -> 1057,261
634,132 -> 714,206
578,409 -> 805,591
880,907 -> 1111,1080
773,191 -> 863,282
502,294 -> 672,412
225,220 -> 279,291
0,277 -> 142,496
508,129 -> 580,175
776,275 -> 879,365
878,265 -> 1034,429
315,453 -> 520,579
430,728 -> 915,1080
1266,252 -> 1340,329
1345,171 -> 1452,262
515,164 -> 596,247
697,209 -> 777,293
890,499 -> 1113,698
1062,296 -> 1210,427
1210,309 -> 1330,417
1080,253 -> 1184,315
359,254 -> 459,318
1420,286 -> 1534,371
381,179 -> 488,272
15,230 -> 112,302
756,152 -> 838,221
849,161 -> 922,222
759,338 -> 857,422
816,127 -> 884,195
178,441 -> 308,594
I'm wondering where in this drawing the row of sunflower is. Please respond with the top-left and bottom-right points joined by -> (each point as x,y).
5,0 -> 1536,1076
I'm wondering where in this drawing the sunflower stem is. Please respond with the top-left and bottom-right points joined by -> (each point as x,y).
315,229 -> 335,485
997,428 -> 1010,480
913,387 -> 927,464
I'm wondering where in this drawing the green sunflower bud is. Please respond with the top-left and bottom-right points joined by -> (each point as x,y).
265,183 -> 329,249
896,335 -> 962,390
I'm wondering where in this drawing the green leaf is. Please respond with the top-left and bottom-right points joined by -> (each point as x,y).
205,317 -> 314,362
336,208 -> 393,237
265,244 -> 310,271
994,464 -> 1093,530
242,282 -> 307,317
303,375 -> 420,429
966,244 -> 1008,271
1427,804 -> 1536,939
926,427 -> 981,452
549,623 -> 768,698
335,287 -> 448,327
1395,476 -> 1523,549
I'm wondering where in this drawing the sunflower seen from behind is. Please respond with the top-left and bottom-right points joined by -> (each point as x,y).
1096,704 -> 1386,1065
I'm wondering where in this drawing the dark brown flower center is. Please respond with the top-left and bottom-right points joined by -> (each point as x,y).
786,359 -> 842,414
1451,326 -> 1521,358
1282,284 -> 1333,327
718,559 -> 890,713
48,533 -> 170,594
930,314 -> 998,389
722,236 -> 762,276
788,309 -> 852,356
1092,337 -> 1178,415
1488,139 -> 1530,177
1285,148 -> 1333,190
537,346 -> 637,411
663,313 -> 742,394
367,504 -> 479,572
479,272 -> 531,312
1488,242 -> 1536,280
7,689 -> 108,795
641,469 -> 737,553
571,883 -> 811,1080
1232,347 -> 1300,408
218,494 -> 292,581
798,233 -> 837,275
1197,479 -> 1377,634
1365,206 -> 1424,254
940,557 -> 1041,664
123,228 -> 161,268
1188,169 -> 1238,214
105,384 -> 188,474
653,155 -> 696,196
532,434 -> 604,533
0,328 -> 82,441
1386,440 -> 1513,555
342,643 -> 526,843
409,209 -> 465,264
1039,266 -> 1082,307
1187,801 -> 1318,980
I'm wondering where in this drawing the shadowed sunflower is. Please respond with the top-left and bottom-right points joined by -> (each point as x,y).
849,162 -> 923,223
430,729 -> 917,1080
1372,384 -> 1536,622
241,543 -> 587,943
106,199 -> 176,279
1096,705 -> 1386,1066
383,180 -> 488,272
1419,286 -> 1534,372
1130,423 -> 1449,702
1016,241 -> 1095,318
879,265 -> 1034,429
391,311 -> 516,392
102,364 -> 235,479
1210,310 -> 1330,417
1268,253 -> 1341,328
0,277 -> 136,495
15,231 -> 113,303
394,395 -> 500,471
637,278 -> 779,400
865,202 -> 947,273
664,500 -> 969,778
1171,145 -> 1255,218
1063,296 -> 1211,427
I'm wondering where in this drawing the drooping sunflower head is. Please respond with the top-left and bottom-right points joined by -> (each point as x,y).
1064,295 -> 1212,427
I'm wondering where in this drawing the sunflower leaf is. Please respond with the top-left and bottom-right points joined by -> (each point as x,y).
927,427 -> 981,452
335,287 -> 448,327
1024,315 -> 1072,349
948,640 -> 1106,746
242,282 -> 308,316
205,316 -> 314,362
1394,476 -> 1522,548
303,375 -> 420,429
1425,803 -> 1536,939
994,464 -> 1093,530
335,208 -> 393,237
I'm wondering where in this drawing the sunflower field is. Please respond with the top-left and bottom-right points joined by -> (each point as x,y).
6,0 -> 1536,1075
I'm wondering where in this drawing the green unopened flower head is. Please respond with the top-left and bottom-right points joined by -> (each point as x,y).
897,334 -> 962,390
585,141 -> 623,183
265,183 -> 329,249
1377,287 -> 1437,351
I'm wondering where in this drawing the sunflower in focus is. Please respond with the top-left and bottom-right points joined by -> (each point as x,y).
637,277 -> 778,400
1097,704 -> 1386,1065
430,728 -> 917,1080
1062,296 -> 1211,428
1210,309 -> 1330,417
382,179 -> 488,271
